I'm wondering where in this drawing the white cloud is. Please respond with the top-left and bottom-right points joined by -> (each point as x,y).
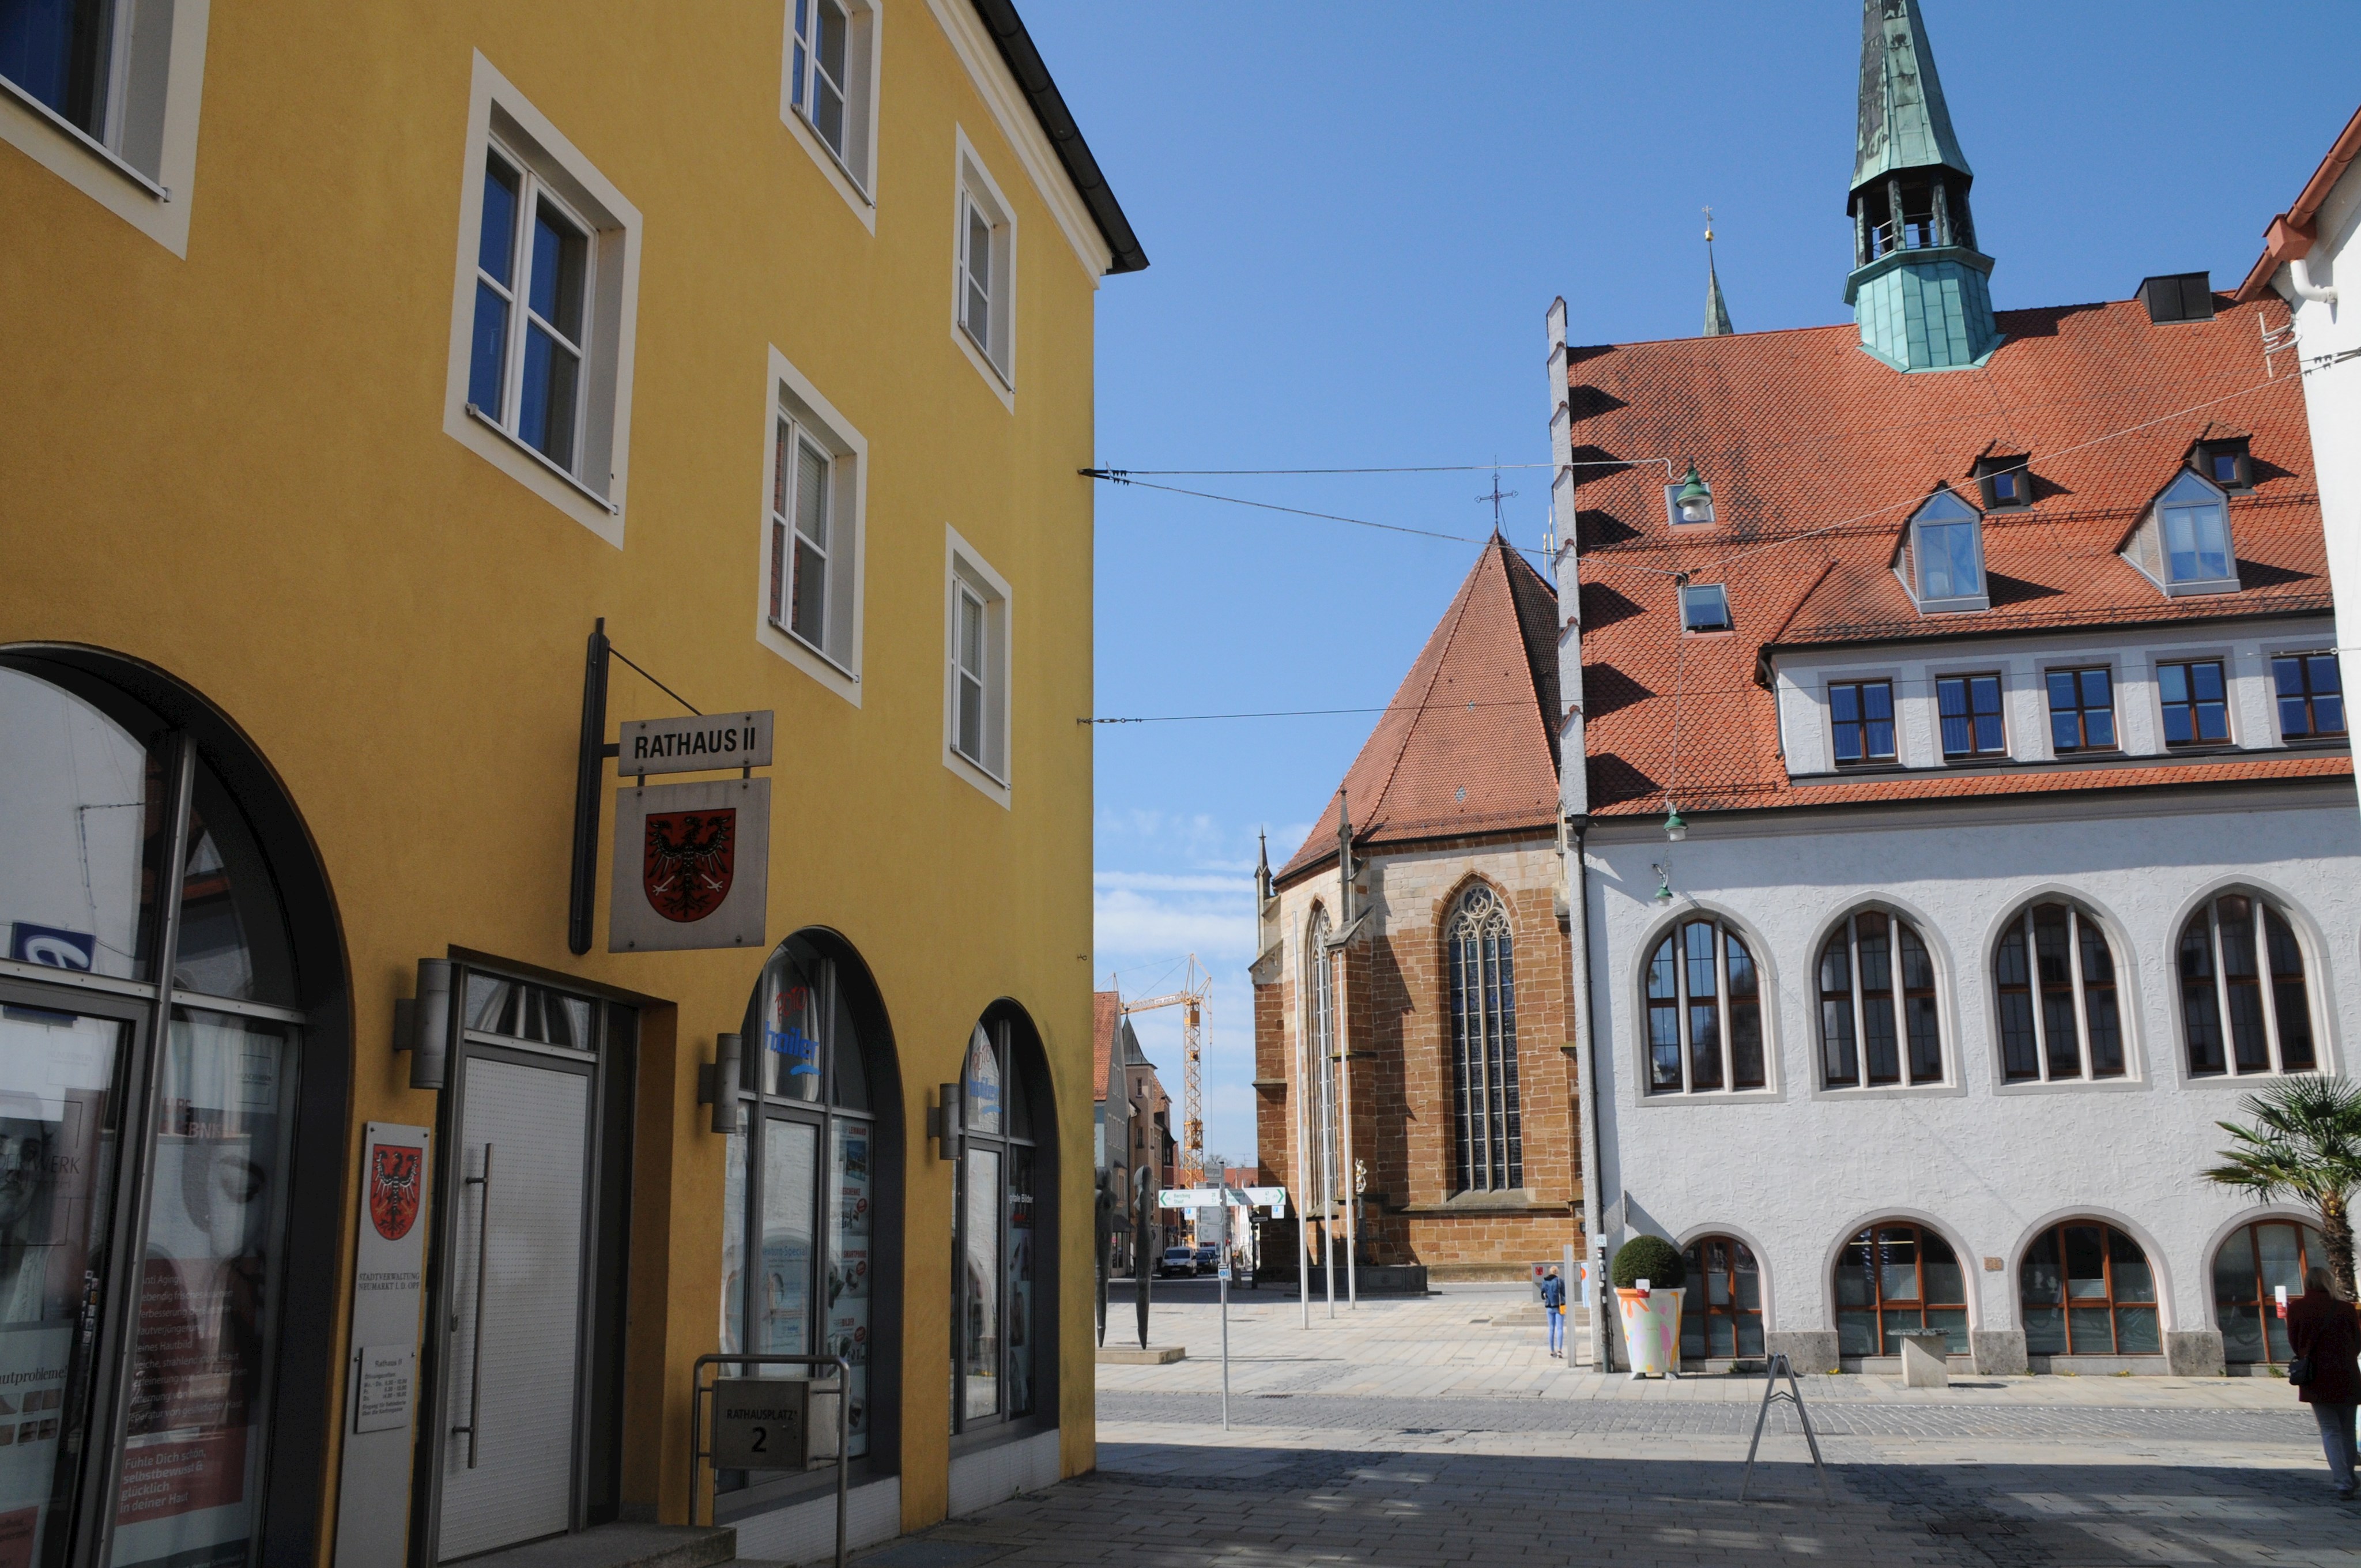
1095,870 -> 1246,894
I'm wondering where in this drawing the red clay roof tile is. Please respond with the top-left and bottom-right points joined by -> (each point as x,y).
1567,295 -> 2334,816
1279,536 -> 1562,879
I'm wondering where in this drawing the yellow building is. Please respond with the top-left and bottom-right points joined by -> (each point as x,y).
0,2 -> 1141,1565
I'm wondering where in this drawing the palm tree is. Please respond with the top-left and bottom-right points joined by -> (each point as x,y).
2205,1077 -> 2361,1298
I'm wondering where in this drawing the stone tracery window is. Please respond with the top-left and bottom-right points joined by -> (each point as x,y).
1447,885 -> 1522,1192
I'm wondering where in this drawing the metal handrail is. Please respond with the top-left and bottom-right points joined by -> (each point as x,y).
691,1351 -> 854,1567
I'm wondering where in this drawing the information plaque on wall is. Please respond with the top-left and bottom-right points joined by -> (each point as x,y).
331,1124 -> 432,1568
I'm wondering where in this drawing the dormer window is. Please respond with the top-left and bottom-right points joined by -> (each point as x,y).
2196,438 -> 2253,492
1973,454 -> 2032,510
2119,469 -> 2240,597
1901,486 -> 1989,613
1679,582 -> 1732,633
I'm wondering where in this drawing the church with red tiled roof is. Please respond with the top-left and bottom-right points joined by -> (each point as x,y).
1257,0 -> 2361,1373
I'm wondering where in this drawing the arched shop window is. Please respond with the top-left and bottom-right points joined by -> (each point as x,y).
1835,1222 -> 1968,1356
952,1010 -> 1054,1435
2214,1219 -> 2329,1365
0,656 -> 343,1568
1680,1235 -> 1763,1359
719,936 -> 899,1498
2020,1221 -> 2159,1356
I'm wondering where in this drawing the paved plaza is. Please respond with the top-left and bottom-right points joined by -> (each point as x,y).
853,1286 -> 2361,1567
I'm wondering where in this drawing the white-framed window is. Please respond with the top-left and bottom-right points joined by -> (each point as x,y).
2178,891 -> 2318,1079
757,347 -> 865,702
1643,916 -> 1768,1095
952,129 -> 1017,403
1993,899 -> 2128,1084
944,527 -> 1012,801
1902,485 -> 1989,612
442,52 -> 642,548
780,0 -> 880,223
2122,469 -> 2240,597
0,0 -> 206,254
1817,908 -> 1944,1088
469,144 -> 593,475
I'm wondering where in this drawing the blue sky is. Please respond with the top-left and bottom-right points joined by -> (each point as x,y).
1021,1 -> 2361,1164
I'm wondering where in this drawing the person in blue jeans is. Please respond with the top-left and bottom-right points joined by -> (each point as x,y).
1541,1267 -> 1567,1359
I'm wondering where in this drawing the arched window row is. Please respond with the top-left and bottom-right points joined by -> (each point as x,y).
1447,885 -> 1522,1192
1647,892 -> 2329,1094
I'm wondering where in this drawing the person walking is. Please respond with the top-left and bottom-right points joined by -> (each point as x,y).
2288,1264 -> 2361,1499
1540,1267 -> 1568,1359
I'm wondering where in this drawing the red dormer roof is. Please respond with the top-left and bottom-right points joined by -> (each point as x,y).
1568,294 -> 2336,818
1278,535 -> 1562,881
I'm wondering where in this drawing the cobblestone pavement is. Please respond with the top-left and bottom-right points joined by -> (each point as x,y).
849,1290 -> 2361,1567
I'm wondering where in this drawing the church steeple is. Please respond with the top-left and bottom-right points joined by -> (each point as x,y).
1843,0 -> 2000,372
1702,210 -> 1733,337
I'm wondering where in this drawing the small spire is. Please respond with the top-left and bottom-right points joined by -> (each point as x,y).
1255,829 -> 1272,902
1702,209 -> 1733,337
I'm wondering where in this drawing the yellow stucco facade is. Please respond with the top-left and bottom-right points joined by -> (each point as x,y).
0,1 -> 1133,1562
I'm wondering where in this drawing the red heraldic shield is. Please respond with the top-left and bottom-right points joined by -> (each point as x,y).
370,1144 -> 423,1241
643,808 -> 737,924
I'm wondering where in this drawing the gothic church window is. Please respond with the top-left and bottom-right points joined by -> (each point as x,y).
1446,885 -> 1522,1192
1303,907 -> 1338,1211
1644,917 -> 1765,1095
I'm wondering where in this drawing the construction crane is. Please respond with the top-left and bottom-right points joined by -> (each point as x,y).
1123,955 -> 1209,1200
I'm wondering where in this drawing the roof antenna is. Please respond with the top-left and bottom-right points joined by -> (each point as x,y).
1476,458 -> 1518,537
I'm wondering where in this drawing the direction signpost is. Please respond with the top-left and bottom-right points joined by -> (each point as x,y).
1159,1183 -> 1286,1429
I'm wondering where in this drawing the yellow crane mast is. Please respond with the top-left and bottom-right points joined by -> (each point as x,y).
1122,954 -> 1209,1197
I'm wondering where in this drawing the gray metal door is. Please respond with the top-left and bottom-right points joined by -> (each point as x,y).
435,1058 -> 590,1561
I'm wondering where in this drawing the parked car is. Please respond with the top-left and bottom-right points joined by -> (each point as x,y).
1193,1245 -> 1220,1275
1157,1246 -> 1197,1278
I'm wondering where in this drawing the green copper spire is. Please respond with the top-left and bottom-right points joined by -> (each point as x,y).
1843,0 -> 1998,372
1702,212 -> 1733,336
1853,0 -> 1972,190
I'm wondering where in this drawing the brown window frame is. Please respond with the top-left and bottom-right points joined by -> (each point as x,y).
2044,666 -> 2118,753
1679,1236 -> 1764,1360
2272,652 -> 2347,741
1936,673 -> 2006,759
1834,1222 -> 1968,1358
2019,1220 -> 2159,1357
2214,1219 -> 2328,1365
1829,679 -> 1897,768
2157,659 -> 2231,748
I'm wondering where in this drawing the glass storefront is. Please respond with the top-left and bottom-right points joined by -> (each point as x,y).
719,938 -> 884,1487
951,1016 -> 1044,1433
0,664 -> 306,1568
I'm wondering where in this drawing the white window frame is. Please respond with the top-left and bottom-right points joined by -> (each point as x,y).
470,144 -> 596,480
780,0 -> 881,228
1812,907 -> 1952,1096
442,52 -> 642,549
1900,486 -> 1990,613
0,0 -> 206,254
756,346 -> 866,704
952,127 -> 1018,406
944,526 -> 1012,803
1637,913 -> 1778,1102
1988,898 -> 2144,1094
2156,470 -> 2241,596
2175,888 -> 2326,1082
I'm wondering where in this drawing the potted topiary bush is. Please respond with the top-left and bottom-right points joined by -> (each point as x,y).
1612,1235 -> 1688,1378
